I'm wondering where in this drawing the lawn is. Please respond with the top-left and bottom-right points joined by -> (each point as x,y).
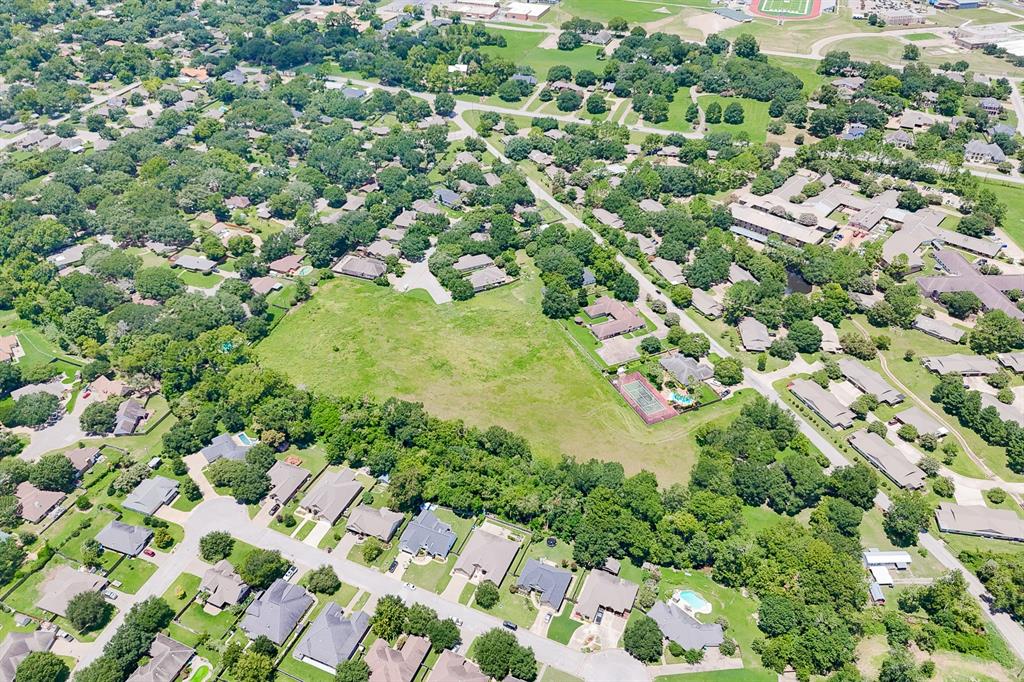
720,9 -> 882,54
697,95 -> 771,143
555,0 -> 711,23
347,535 -> 403,572
53,509 -> 118,569
480,29 -> 604,79
473,587 -> 538,629
655,670 -> 777,682
108,557 -> 158,594
257,273 -> 755,484
178,601 -> 237,641
161,573 -> 202,614
402,556 -> 456,593
546,608 -> 583,644
178,270 -> 223,288
540,668 -> 584,682
644,88 -> 693,133
903,32 -> 939,41
977,178 -> 1024,250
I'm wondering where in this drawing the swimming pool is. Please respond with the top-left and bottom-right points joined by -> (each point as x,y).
296,265 -> 314,276
675,590 -> 711,613
671,392 -> 694,406
236,432 -> 255,446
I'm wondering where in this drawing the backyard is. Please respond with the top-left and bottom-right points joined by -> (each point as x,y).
257,271 -> 756,484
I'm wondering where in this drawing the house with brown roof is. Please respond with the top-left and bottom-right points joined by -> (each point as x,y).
347,506 -> 404,542
0,336 -> 23,363
15,482 -> 64,524
427,650 -> 488,682
365,635 -> 430,682
333,254 -> 387,280
201,560 -> 250,610
300,468 -> 364,524
64,446 -> 101,475
453,528 -> 519,583
90,375 -> 129,400
575,570 -> 638,621
584,297 -> 644,341
269,254 -> 304,276
36,565 -> 106,617
0,630 -> 55,682
267,461 -> 309,506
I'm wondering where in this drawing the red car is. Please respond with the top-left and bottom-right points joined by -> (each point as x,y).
143,548 -> 156,557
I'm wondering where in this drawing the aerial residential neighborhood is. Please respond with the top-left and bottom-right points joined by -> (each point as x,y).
7,0 -> 1024,680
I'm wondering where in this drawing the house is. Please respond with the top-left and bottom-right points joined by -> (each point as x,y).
863,550 -> 913,570
333,254 -> 387,280
15,482 -> 64,524
922,354 -> 999,375
652,258 -> 686,285
427,651 -> 488,682
225,195 -> 250,210
11,379 -> 66,402
813,317 -> 841,353
124,476 -> 178,515
468,265 -> 510,293
241,579 -> 314,645
892,406 -> 947,437
575,569 -> 638,621
433,188 -> 462,208
511,73 -> 537,86
832,76 -> 865,96
0,630 -> 55,682
838,358 -> 904,405
964,139 -> 1006,165
399,509 -> 458,558
998,352 -> 1024,373
221,68 -> 246,85
0,336 -> 23,363
267,461 -> 310,506
592,208 -> 624,229
200,433 -> 252,464
46,244 -> 87,267
582,30 -> 612,45
659,354 -> 713,386
347,506 -> 404,542
728,264 -> 755,284
250,277 -> 282,296
35,565 -> 106,617
516,559 -> 572,609
453,254 -> 494,273
114,399 -> 149,436
96,520 -> 154,556
979,97 -> 1003,115
648,601 -> 724,650
299,468 -> 364,525
453,529 -> 519,583
90,375 -> 128,400
584,297 -> 644,341
840,123 -> 868,141
738,317 -> 771,352
729,202 -> 826,247
64,446 -> 101,475
935,502 -> 1024,542
639,199 -> 666,213
848,431 -> 926,489
913,315 -> 965,343
173,255 -> 217,273
269,254 -> 304,275
293,606 -> 369,673
127,634 -> 194,682
789,379 -> 855,429
691,289 -> 723,319
365,635 -> 429,682
885,130 -> 914,148
201,560 -> 250,610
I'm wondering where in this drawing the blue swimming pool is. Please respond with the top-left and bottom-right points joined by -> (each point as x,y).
671,392 -> 694,406
676,590 -> 710,612
236,432 -> 255,446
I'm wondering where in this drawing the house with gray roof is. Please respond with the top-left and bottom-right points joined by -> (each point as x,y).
453,254 -> 493,273
999,352 -> 1024,373
427,651 -> 488,682
789,379 -> 855,429
918,249 -> 1023,321
913,315 -> 965,343
922,354 -> 999,376
294,605 -> 369,673
0,630 -> 54,682
468,265 -> 510,293
813,317 -> 841,353
965,139 -> 1006,164
347,505 -> 404,542
652,257 -> 685,285
433,188 -> 462,208
691,289 -> 722,319
575,569 -> 638,621
200,433 -> 252,463
738,317 -> 771,352
399,509 -> 458,558
659,354 -> 713,386
892,406 -> 947,437
201,560 -> 249,610
36,565 -> 107,617
848,430 -> 926,489
114,399 -> 148,435
935,502 -> 1024,542
299,468 -> 363,525
46,244 -> 87,267
173,255 -> 217,273
453,529 -> 519,583
124,476 -> 178,515
333,254 -> 387,280
241,579 -> 313,645
838,358 -> 904,405
127,634 -> 194,682
97,520 -> 153,556
516,559 -> 572,609
267,461 -> 309,506
648,601 -> 724,650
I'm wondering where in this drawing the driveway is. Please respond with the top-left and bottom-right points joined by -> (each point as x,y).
390,247 -> 451,304
19,390 -> 91,461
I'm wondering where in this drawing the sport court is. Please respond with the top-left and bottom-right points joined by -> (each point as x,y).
753,0 -> 818,18
612,372 -> 678,424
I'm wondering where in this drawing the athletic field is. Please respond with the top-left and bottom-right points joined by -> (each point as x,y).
754,0 -> 818,18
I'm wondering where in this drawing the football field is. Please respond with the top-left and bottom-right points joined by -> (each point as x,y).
757,0 -> 814,16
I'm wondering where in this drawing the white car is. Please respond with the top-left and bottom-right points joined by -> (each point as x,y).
404,582 -> 416,590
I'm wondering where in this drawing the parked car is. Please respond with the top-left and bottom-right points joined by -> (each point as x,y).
595,608 -> 605,625
404,582 -> 416,590
388,561 -> 398,573
502,621 -> 518,631
544,612 -> 552,624
103,590 -> 118,600
284,566 -> 297,581
143,548 -> 155,557
454,618 -> 463,627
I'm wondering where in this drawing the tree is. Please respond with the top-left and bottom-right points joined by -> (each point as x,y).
434,93 -> 455,116
135,267 -> 185,301
878,648 -> 919,682
0,538 -> 25,583
198,530 -> 234,562
723,102 -> 745,125
556,90 -> 582,112
903,44 -> 920,60
427,618 -> 461,652
234,650 -> 275,682
5,393 -> 59,427
66,591 -> 112,633
788,320 -> 822,353
829,462 -> 879,510
623,615 -> 664,663
15,651 -> 70,682
557,32 -> 582,51
705,101 -> 722,124
335,659 -> 371,682
714,358 -> 743,386
884,492 -> 931,547
939,291 -> 982,319
613,273 -> 639,301
372,594 -> 408,640
362,537 -> 383,562
970,310 -> 1024,354
238,549 -> 288,589
29,453 -> 76,492
473,629 -> 537,681
541,276 -> 578,319
306,565 -> 341,594
734,33 -> 760,59
476,580 -> 500,608
79,399 -> 119,434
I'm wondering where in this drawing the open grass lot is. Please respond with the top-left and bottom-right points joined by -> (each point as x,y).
697,95 -> 770,143
904,32 -> 939,41
647,88 -> 693,133
978,178 -> 1024,249
766,55 -> 827,96
108,557 -> 158,594
257,272 -> 756,484
162,573 -> 202,613
549,0 -> 711,25
481,29 -> 604,78
830,35 -> 1024,77
655,670 -> 777,682
720,9 -> 882,54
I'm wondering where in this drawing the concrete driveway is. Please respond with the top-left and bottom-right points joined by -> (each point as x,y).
390,247 -> 451,304
19,390 -> 91,461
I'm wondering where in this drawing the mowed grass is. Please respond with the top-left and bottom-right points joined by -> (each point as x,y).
257,272 -> 755,483
904,32 -> 940,41
555,0 -> 711,24
698,95 -> 771,143
757,0 -> 812,17
977,178 -> 1024,249
481,29 -> 603,78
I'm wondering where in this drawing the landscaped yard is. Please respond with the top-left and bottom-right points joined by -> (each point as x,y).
480,29 -> 604,79
257,274 -> 756,484
108,558 -> 158,594
161,573 -> 202,613
403,556 -> 456,593
472,583 -> 538,629
178,601 -> 237,642
547,608 -> 583,644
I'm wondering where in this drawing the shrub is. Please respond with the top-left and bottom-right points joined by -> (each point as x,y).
361,537 -> 384,563
987,488 -> 1007,504
476,579 -> 500,609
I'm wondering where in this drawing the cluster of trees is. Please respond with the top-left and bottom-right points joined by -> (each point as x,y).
932,372 -> 1024,473
74,597 -> 174,682
884,571 -> 992,657
369,595 -> 461,655
964,548 -> 1024,619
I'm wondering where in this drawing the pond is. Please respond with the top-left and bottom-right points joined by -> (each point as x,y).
785,270 -> 812,295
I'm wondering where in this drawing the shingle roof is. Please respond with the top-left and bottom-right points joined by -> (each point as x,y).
453,529 -> 519,582
935,502 -> 1024,541
294,605 -> 369,670
837,358 -> 904,405
36,565 -> 106,617
575,570 -> 638,620
399,509 -> 457,558
648,601 -> 724,650
0,630 -> 54,682
738,317 -> 770,352
241,579 -> 313,645
96,520 -> 153,556
267,461 -> 309,505
200,433 -> 251,463
515,559 -> 572,609
789,379 -> 855,429
922,354 -> 999,375
201,560 -> 250,609
347,506 -> 404,541
127,634 -> 193,682
123,476 -> 178,515
427,650 -> 488,682
659,354 -> 713,385
300,469 -> 363,524
848,430 -> 926,489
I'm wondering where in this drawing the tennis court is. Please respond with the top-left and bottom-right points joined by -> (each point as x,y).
612,372 -> 678,425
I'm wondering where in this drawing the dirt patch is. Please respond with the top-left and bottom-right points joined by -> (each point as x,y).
538,33 -> 560,50
684,12 -> 738,36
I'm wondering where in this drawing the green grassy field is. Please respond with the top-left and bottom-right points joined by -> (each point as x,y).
257,273 -> 755,484
698,95 -> 771,143
547,608 -> 583,644
553,0 -> 712,24
904,32 -> 939,41
108,558 -> 158,594
756,0 -> 813,17
481,29 -> 604,79
978,178 -> 1024,250
720,10 -> 882,54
